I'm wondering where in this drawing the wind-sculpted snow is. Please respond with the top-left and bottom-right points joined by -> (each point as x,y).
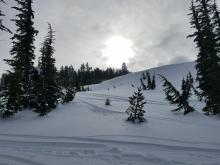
0,62 -> 220,165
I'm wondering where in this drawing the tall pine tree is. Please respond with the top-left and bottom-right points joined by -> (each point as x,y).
4,0 -> 38,108
34,24 -> 59,116
188,0 -> 220,114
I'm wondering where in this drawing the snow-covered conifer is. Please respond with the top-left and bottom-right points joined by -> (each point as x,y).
160,73 -> 194,115
62,88 -> 76,104
34,24 -> 59,116
126,87 -> 146,123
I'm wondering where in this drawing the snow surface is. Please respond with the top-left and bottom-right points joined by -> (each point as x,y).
0,62 -> 220,165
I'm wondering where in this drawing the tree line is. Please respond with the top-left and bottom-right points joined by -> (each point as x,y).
58,63 -> 129,91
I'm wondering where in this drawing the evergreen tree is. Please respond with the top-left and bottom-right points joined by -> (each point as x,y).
68,65 -> 77,87
192,85 -> 203,101
151,73 -> 156,90
188,1 -> 205,102
140,78 -> 147,90
212,0 -> 220,50
29,67 -> 40,107
61,87 -> 76,104
160,73 -> 195,115
188,0 -> 220,114
126,87 -> 146,123
75,78 -> 81,92
0,72 -> 22,118
121,62 -> 129,75
146,71 -> 152,89
0,0 -> 11,33
4,0 -> 38,108
144,71 -> 156,90
34,24 -> 59,116
0,73 -> 7,90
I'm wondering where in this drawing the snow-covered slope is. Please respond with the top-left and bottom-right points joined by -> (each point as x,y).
90,62 -> 196,91
0,62 -> 220,165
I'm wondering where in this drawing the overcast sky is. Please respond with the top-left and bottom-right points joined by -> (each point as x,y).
1,0 -> 214,75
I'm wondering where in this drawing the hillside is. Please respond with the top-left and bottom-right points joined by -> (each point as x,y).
90,62 -> 196,91
0,62 -> 220,165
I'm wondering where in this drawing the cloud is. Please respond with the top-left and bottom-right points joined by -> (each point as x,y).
0,0 -> 214,75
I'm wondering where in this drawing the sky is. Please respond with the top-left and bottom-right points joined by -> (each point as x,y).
0,0 -> 213,75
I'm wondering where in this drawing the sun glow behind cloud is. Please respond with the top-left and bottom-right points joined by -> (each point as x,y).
102,36 -> 135,68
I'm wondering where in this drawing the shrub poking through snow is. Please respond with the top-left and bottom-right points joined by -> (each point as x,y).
160,73 -> 195,115
126,87 -> 146,123
105,98 -> 111,106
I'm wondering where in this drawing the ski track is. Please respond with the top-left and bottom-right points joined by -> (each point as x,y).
0,134 -> 220,165
1,133 -> 220,148
0,154 -> 47,165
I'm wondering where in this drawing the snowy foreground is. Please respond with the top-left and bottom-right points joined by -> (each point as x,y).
0,62 -> 220,165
